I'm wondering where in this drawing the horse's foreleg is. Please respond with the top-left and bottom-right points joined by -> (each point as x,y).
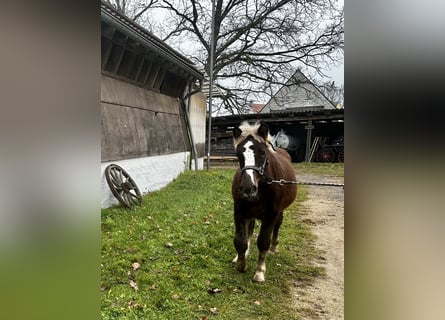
269,211 -> 283,254
253,222 -> 275,282
233,217 -> 252,272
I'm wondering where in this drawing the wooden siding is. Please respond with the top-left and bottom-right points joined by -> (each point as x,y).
188,91 -> 207,157
101,74 -> 187,162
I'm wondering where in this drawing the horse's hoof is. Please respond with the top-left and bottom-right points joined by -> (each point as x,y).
236,262 -> 247,273
236,265 -> 247,273
252,272 -> 265,282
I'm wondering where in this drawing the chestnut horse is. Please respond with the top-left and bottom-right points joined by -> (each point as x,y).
231,121 -> 297,282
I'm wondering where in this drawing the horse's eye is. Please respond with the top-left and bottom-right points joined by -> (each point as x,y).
249,145 -> 255,150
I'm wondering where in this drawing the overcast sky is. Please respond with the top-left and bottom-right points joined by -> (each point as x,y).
325,62 -> 344,86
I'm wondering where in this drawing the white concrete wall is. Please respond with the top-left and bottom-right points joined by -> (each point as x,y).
101,152 -> 204,208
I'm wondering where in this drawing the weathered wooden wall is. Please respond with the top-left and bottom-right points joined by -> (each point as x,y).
188,91 -> 207,157
101,74 -> 187,162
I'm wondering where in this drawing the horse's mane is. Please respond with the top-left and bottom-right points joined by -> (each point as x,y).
233,121 -> 275,152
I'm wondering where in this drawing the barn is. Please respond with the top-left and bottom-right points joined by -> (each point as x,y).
209,70 -> 343,163
101,2 -> 205,208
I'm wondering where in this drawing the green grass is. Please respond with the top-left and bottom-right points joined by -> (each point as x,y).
293,162 -> 344,177
101,169 -> 322,319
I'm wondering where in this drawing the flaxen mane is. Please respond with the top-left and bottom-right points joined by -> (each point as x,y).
233,121 -> 275,152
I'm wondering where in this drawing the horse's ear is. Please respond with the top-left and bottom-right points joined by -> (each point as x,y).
233,127 -> 242,139
257,123 -> 269,140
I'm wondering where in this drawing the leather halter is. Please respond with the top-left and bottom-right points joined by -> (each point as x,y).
241,155 -> 268,176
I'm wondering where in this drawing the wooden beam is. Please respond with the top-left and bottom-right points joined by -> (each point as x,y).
146,64 -> 160,88
101,38 -> 113,70
142,61 -> 154,85
112,45 -> 126,74
134,57 -> 145,82
153,68 -> 167,91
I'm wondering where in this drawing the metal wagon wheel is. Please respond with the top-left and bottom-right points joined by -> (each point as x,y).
338,148 -> 344,162
333,136 -> 344,152
105,164 -> 142,209
316,148 -> 335,163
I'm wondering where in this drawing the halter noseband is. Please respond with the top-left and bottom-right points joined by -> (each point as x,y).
241,155 -> 268,176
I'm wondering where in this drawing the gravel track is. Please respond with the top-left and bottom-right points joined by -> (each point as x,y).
292,173 -> 344,319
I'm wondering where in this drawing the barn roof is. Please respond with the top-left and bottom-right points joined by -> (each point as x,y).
211,107 -> 343,126
101,1 -> 203,82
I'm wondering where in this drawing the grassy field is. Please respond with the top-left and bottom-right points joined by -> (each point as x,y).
101,165 -> 342,319
293,162 -> 344,177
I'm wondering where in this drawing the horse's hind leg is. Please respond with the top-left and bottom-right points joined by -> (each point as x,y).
269,211 -> 283,254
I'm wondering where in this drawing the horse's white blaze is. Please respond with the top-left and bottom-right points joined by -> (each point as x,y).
242,141 -> 256,183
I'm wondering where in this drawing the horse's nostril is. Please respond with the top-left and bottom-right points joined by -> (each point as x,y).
251,186 -> 257,193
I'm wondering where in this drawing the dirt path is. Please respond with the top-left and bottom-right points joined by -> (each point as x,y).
292,173 -> 344,319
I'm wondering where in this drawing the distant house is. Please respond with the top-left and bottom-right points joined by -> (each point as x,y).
208,69 -> 343,163
250,103 -> 266,113
261,69 -> 336,113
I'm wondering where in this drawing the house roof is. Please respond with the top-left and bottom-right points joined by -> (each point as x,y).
262,70 -> 336,113
251,103 -> 266,113
101,1 -> 203,81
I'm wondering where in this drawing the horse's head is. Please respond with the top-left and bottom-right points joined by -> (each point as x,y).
233,122 -> 273,200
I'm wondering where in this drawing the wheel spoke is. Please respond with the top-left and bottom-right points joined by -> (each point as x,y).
122,192 -> 131,207
110,175 -> 121,187
110,169 -> 123,184
128,193 -> 140,205
129,192 -> 141,204
119,169 -> 125,184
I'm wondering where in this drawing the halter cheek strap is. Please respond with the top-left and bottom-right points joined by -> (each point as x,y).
241,156 -> 268,176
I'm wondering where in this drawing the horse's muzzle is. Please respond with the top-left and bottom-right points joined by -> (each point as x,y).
239,184 -> 258,200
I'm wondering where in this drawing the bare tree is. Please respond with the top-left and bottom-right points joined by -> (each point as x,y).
106,0 -> 344,114
104,0 -> 160,30
318,80 -> 344,108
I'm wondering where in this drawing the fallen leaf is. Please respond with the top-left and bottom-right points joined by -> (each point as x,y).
207,288 -> 222,295
166,242 -> 173,248
129,280 -> 139,291
201,317 -> 208,320
254,300 -> 261,306
132,262 -> 141,271
210,307 -> 217,314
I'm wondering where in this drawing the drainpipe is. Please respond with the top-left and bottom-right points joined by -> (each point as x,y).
181,80 -> 201,171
